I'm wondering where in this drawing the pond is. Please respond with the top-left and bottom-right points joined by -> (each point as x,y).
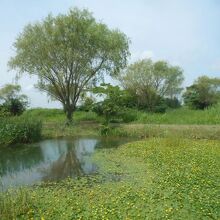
0,137 -> 132,191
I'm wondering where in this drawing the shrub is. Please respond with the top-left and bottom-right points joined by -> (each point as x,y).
0,107 -> 10,118
2,97 -> 28,116
92,102 -> 104,116
78,96 -> 95,112
0,116 -> 42,146
183,76 -> 220,110
120,109 -> 138,123
100,125 -> 111,136
165,97 -> 181,109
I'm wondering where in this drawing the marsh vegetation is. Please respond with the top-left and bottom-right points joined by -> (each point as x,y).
1,6 -> 220,220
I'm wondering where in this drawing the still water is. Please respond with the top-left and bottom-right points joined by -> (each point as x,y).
0,137 -> 131,190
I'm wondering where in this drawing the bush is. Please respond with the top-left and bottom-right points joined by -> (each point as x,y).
2,98 -> 28,116
0,107 -> 10,118
78,97 -> 95,112
100,125 -> 111,136
120,109 -> 138,123
183,76 -> 220,110
165,97 -> 181,109
92,102 -> 104,116
0,116 -> 42,146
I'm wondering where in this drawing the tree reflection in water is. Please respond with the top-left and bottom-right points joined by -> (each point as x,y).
42,140 -> 97,181
0,138 -> 98,189
0,137 -> 132,190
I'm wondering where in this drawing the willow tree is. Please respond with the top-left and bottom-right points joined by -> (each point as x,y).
120,59 -> 184,110
9,8 -> 130,123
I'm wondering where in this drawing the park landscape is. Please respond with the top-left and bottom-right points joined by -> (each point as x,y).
0,5 -> 220,220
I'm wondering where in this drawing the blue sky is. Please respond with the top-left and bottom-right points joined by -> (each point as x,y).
1,0 -> 220,107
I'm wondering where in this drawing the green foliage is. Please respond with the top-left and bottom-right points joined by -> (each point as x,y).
78,96 -> 95,112
0,116 -> 42,146
183,76 -> 220,110
136,104 -> 220,124
23,108 -> 65,121
0,84 -> 21,100
23,108 -> 101,123
2,98 -> 27,116
165,97 -> 181,109
120,58 -> 184,112
92,83 -> 126,124
120,108 -> 138,122
0,84 -> 28,116
109,123 -> 220,140
100,125 -> 112,136
9,7 -> 130,122
0,107 -> 10,118
1,138 -> 219,219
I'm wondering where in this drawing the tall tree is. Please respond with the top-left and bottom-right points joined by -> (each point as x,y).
183,76 -> 220,109
9,8 -> 130,123
119,59 -> 184,111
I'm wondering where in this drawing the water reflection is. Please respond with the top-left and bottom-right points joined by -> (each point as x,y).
0,137 -> 132,190
0,139 -> 98,190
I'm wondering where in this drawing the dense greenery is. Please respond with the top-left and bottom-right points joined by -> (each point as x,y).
23,103 -> 220,126
1,138 -> 219,219
183,76 -> 220,109
0,116 -> 42,146
92,83 -> 133,124
12,105 -> 219,140
1,6 -> 220,220
23,108 -> 101,123
9,8 -> 129,123
0,84 -> 28,116
119,59 -> 184,112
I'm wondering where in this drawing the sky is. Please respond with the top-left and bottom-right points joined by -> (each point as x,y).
1,0 -> 220,108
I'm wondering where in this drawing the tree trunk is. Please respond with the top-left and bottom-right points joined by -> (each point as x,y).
66,109 -> 73,125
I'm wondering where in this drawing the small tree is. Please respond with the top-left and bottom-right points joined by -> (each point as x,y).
183,76 -> 220,109
92,83 -> 124,124
9,8 -> 130,124
0,84 -> 28,116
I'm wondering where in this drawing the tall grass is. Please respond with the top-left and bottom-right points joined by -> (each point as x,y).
136,103 -> 220,124
23,103 -> 220,128
0,116 -> 42,146
23,108 -> 102,123
107,124 -> 220,140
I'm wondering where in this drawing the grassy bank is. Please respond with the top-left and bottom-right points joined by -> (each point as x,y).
21,106 -> 220,140
109,124 -> 220,140
40,122 -> 220,140
24,103 -> 220,126
136,104 -> 220,125
1,138 -> 219,219
0,116 -> 42,146
23,108 -> 102,124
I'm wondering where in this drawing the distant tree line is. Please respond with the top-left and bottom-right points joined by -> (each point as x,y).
78,58 -> 220,123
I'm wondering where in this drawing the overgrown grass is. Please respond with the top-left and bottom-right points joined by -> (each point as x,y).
24,103 -> 220,126
108,124 -> 220,140
136,104 -> 220,124
0,116 -> 42,146
22,106 -> 220,139
0,138 -> 219,219
23,108 -> 102,123
42,121 -> 100,139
